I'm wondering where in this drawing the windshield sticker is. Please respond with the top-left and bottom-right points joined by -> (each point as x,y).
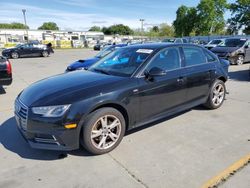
136,49 -> 153,54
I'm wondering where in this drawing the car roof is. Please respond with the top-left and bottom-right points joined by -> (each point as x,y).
123,43 -> 201,50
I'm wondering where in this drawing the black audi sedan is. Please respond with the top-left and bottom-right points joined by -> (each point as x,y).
15,43 -> 229,155
2,43 -> 52,59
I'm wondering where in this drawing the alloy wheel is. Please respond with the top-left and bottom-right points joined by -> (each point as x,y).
236,55 -> 244,65
11,52 -> 18,59
42,51 -> 49,57
212,83 -> 225,106
91,115 -> 122,150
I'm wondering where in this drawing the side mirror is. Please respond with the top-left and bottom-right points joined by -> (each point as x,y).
144,67 -> 166,81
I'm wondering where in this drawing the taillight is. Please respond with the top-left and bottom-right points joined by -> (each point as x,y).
6,60 -> 12,75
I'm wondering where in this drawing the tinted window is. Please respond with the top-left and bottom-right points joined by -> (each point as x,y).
183,47 -> 206,66
204,50 -> 216,62
175,39 -> 182,43
219,39 -> 247,47
210,40 -> 222,45
183,39 -> 188,43
146,47 -> 181,71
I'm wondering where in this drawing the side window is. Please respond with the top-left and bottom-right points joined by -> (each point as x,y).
175,39 -> 182,43
183,39 -> 188,43
183,47 -> 206,66
146,47 -> 181,71
204,50 -> 216,62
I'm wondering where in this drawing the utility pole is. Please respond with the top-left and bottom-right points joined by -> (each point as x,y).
22,9 -> 29,42
139,19 -> 145,42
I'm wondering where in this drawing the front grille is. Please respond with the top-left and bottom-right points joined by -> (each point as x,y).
15,99 -> 28,131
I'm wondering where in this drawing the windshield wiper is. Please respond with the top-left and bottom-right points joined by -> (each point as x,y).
93,68 -> 110,75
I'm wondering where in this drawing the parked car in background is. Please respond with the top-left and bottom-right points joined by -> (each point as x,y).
204,39 -> 224,50
93,42 -> 112,51
0,56 -> 12,86
15,43 -> 229,155
211,38 -> 250,65
66,44 -> 128,72
2,43 -> 52,59
162,38 -> 188,43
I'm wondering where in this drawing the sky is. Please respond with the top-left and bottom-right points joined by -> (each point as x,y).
0,0 -> 235,31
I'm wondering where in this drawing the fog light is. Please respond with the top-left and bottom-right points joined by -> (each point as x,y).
64,123 -> 77,129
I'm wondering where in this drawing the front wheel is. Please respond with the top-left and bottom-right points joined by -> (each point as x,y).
81,107 -> 126,155
204,79 -> 226,109
42,51 -> 49,57
11,52 -> 19,59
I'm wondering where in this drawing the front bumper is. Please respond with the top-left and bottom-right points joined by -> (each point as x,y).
2,52 -> 11,58
15,100 -> 80,151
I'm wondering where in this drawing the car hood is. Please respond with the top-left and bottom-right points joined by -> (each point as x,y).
67,57 -> 100,70
211,47 -> 240,53
19,70 -> 123,106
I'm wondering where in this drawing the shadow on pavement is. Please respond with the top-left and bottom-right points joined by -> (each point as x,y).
0,117 -> 91,160
229,69 -> 250,82
0,86 -> 6,95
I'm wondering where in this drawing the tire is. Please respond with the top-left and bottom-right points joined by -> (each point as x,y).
81,107 -> 126,155
11,52 -> 19,59
42,51 -> 49,57
204,79 -> 226,109
235,55 -> 244,65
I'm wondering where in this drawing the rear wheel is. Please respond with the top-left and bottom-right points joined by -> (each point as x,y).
11,52 -> 19,59
204,79 -> 226,109
81,107 -> 126,155
42,51 -> 49,57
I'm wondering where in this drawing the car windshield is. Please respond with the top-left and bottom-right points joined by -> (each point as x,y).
95,47 -> 114,58
209,40 -> 222,45
15,44 -> 23,48
89,47 -> 154,77
218,39 -> 246,47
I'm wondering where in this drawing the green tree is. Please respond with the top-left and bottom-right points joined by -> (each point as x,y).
173,6 -> 197,37
0,22 -> 29,29
89,26 -> 101,32
38,22 -> 59,30
158,23 -> 175,37
102,24 -> 134,35
152,26 -> 159,32
228,0 -> 250,34
196,0 -> 228,35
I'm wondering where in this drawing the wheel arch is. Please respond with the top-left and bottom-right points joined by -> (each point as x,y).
217,76 -> 227,82
89,102 -> 129,131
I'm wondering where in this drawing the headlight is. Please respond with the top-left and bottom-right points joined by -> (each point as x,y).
32,105 -> 71,117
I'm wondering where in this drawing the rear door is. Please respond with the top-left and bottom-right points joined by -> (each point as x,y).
182,46 -> 215,103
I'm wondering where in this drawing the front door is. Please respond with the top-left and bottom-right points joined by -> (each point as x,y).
136,47 -> 187,124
